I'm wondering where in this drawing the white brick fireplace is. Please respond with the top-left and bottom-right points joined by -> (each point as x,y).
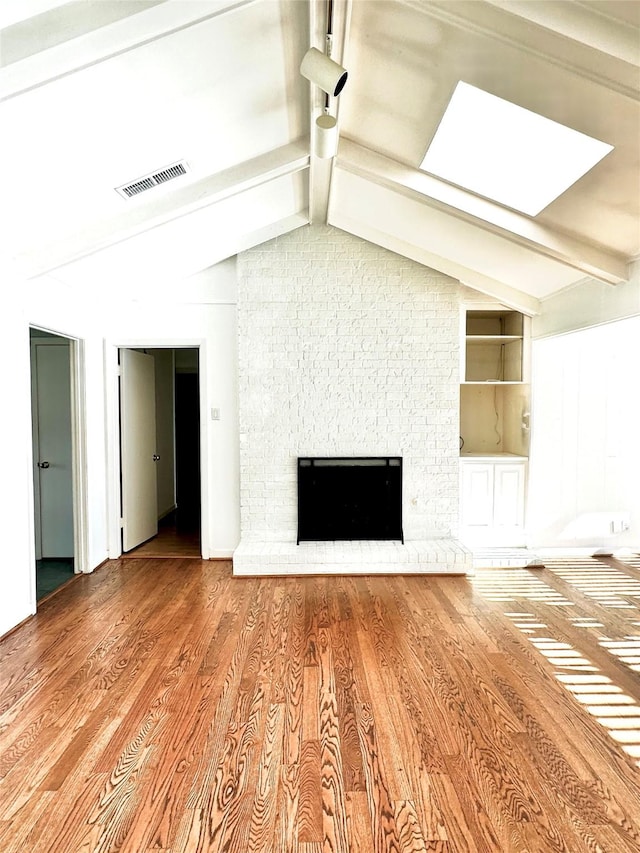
233,225 -> 471,574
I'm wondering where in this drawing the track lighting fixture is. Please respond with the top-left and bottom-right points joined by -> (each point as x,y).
314,112 -> 338,159
300,2 -> 347,161
300,47 -> 348,97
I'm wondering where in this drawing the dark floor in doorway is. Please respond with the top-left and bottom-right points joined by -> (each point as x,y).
36,559 -> 75,600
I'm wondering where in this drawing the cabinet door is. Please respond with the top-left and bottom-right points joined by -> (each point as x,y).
493,463 -> 525,528
461,463 -> 494,527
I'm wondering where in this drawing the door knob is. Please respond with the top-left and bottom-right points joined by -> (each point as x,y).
153,454 -> 160,461
37,461 -> 50,469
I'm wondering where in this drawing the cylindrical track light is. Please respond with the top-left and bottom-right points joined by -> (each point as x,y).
314,113 -> 338,159
300,47 -> 348,97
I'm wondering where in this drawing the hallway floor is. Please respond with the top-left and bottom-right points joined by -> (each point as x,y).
126,511 -> 200,559
36,558 -> 75,600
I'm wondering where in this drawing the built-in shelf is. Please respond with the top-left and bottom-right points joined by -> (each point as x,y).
464,311 -> 524,382
460,305 -> 531,456
460,304 -> 531,546
467,335 -> 522,340
466,311 -> 523,337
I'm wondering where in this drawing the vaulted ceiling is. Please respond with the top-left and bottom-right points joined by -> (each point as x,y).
1,0 -> 638,314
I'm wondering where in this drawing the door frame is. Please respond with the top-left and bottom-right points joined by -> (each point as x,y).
29,328 -> 89,595
105,337 -> 208,558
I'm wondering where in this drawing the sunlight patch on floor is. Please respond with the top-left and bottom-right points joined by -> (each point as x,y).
471,569 -> 571,605
570,618 -> 604,628
472,566 -> 640,768
545,561 -> 640,609
500,612 -> 548,633
531,638 -> 640,764
529,637 -> 597,671
599,637 -> 640,673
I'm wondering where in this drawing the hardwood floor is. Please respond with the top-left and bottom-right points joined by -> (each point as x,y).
126,518 -> 201,559
1,555 -> 639,852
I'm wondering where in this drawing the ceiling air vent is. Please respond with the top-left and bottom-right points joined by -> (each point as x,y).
116,160 -> 189,199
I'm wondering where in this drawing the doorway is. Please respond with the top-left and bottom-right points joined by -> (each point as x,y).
120,347 -> 201,558
30,329 -> 76,599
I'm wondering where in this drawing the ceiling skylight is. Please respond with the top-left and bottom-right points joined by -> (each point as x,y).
420,81 -> 613,216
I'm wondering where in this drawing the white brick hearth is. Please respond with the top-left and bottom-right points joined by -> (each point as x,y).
235,225 -> 469,575
233,539 -> 472,575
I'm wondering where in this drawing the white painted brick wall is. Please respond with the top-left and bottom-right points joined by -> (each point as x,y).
237,225 -> 460,543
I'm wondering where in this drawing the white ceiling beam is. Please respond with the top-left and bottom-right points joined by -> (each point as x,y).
0,0 -> 69,30
335,211 -> 542,315
13,141 -> 309,280
484,0 -> 640,67
404,0 -> 639,99
330,167 -> 595,306
337,138 -> 629,286
53,204 -> 310,291
0,0 -> 257,101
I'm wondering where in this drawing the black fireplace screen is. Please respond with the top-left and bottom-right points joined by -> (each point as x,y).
297,457 -> 403,543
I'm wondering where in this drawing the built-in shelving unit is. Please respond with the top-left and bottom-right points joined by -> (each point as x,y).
464,310 -> 524,382
460,307 -> 530,457
460,303 -> 531,545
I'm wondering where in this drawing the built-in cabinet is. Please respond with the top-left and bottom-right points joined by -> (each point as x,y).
460,456 -> 526,542
460,304 -> 531,545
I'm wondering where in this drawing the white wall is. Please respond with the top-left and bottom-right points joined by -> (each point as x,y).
237,225 -> 461,544
99,257 -> 240,559
1,258 -> 239,639
1,276 -> 107,635
0,296 -> 38,637
103,298 -> 239,559
528,315 -> 640,550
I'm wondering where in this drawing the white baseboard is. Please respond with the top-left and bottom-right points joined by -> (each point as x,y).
533,546 -> 640,558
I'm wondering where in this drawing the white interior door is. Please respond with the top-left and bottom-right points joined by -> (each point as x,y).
120,349 -> 158,552
31,339 -> 74,558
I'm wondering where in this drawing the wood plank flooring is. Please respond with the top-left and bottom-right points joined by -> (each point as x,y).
126,522 -> 200,559
0,555 -> 639,852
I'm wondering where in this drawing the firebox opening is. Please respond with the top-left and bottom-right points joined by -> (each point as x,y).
297,457 -> 403,544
